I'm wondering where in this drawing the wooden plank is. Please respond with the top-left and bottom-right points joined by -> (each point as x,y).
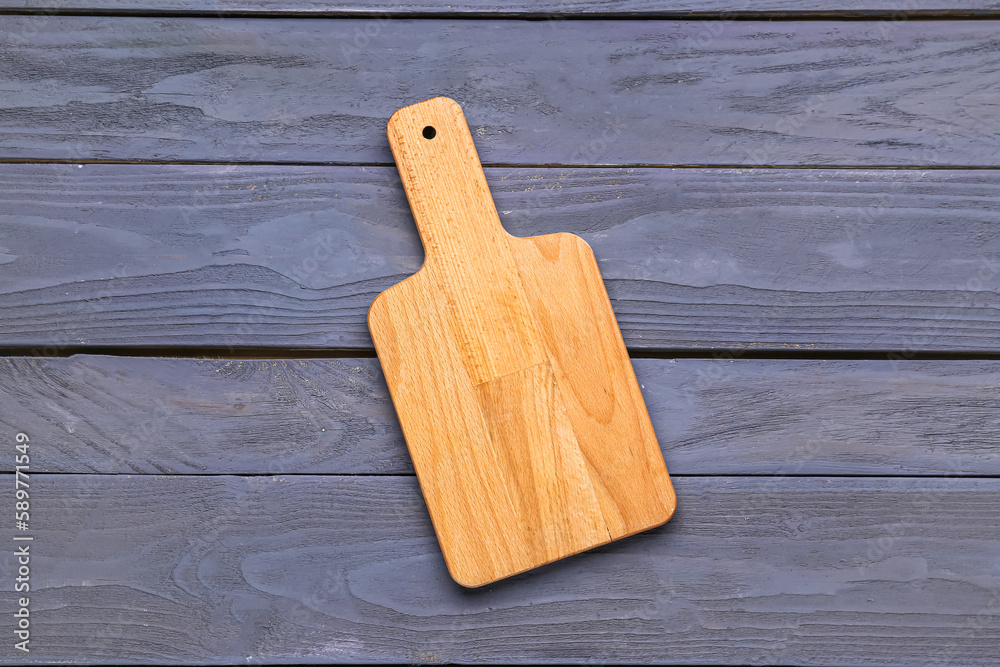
2,18 -> 999,166
4,164 -> 1000,352
2,474 -> 998,664
1,1 -> 997,16
4,355 -> 1000,476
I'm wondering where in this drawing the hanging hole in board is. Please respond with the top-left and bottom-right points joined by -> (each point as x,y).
423,126 -> 436,140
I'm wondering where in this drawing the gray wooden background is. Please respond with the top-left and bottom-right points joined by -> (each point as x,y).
1,1 -> 1000,664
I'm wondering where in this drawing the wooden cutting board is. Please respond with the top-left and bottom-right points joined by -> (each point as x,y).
369,96 -> 676,587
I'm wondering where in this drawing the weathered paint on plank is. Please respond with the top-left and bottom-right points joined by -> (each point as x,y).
0,474 -> 997,665
2,18 -> 999,165
0,1 -> 997,15
3,355 -> 1000,476
3,164 -> 1000,352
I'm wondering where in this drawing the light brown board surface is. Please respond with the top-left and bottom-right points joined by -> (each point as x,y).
371,98 -> 673,586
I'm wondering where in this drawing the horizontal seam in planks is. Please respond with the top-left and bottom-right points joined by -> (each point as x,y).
3,472 -> 1000,478
3,9 -> 1000,19
3,159 -> 1000,170
6,347 -> 1000,361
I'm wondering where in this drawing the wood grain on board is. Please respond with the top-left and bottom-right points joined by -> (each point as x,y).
3,164 -> 1000,352
1,474 -> 998,665
2,18 -> 999,166
3,355 -> 1000,476
370,97 -> 673,586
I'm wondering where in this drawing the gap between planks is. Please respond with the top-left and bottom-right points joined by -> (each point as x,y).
6,471 -> 1000,478
4,158 -> 1000,170
3,8 -> 1000,19
6,348 -> 1000,361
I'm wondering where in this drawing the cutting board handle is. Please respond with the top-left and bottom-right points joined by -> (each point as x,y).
387,97 -> 509,265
